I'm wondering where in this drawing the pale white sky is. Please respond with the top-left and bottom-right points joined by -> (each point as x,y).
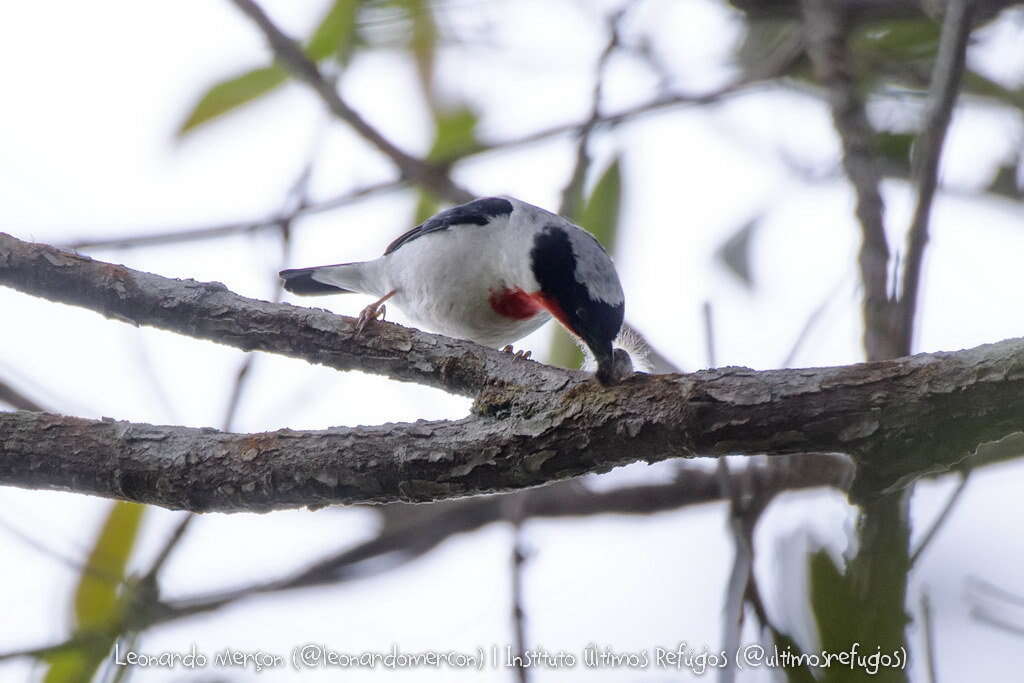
1,0 -> 1023,681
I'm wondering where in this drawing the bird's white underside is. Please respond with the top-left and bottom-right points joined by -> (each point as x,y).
310,197 -> 622,348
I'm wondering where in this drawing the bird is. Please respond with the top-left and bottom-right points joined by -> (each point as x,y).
280,196 -> 632,384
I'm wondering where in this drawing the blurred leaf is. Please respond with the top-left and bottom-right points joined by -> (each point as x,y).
408,107 -> 479,243
412,190 -> 441,225
75,502 -> 145,629
43,501 -> 146,683
576,157 -> 623,252
178,65 -> 288,135
988,160 -> 1022,200
390,0 -> 438,104
180,1 -> 362,136
427,106 -> 479,163
808,548 -> 860,655
550,157 -> 623,371
853,19 -> 940,60
714,217 -> 759,289
307,0 -> 362,62
873,131 -> 914,177
735,19 -> 800,70
768,630 -> 818,683
962,68 -> 1024,112
548,326 -> 584,372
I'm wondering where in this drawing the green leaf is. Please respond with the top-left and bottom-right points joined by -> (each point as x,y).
735,19 -> 801,71
873,131 -> 914,176
178,65 -> 288,136
576,157 -> 623,251
987,160 -> 1022,200
307,0 -> 361,62
427,106 -> 479,163
766,630 -> 818,683
854,19 -> 941,60
548,326 -> 584,372
550,157 -> 623,371
962,68 -> 1024,112
390,0 -> 438,103
412,190 -> 441,226
75,502 -> 146,629
43,501 -> 146,683
807,548 -> 860,655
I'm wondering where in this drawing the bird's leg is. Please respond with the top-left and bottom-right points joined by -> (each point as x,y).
501,345 -> 532,360
355,289 -> 397,335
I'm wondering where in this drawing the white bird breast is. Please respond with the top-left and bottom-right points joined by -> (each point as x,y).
375,215 -> 552,348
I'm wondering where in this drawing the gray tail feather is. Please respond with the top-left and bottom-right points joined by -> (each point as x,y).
280,265 -> 354,296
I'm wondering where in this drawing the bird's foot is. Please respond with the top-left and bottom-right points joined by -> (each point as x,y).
501,345 -> 532,360
354,289 -> 397,336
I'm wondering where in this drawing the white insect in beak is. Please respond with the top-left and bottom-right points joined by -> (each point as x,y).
577,327 -> 651,383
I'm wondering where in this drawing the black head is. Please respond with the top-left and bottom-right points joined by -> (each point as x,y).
530,224 -> 625,382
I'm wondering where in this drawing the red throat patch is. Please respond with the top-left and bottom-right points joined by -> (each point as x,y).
489,288 -> 574,333
531,291 -> 573,330
489,288 -> 543,320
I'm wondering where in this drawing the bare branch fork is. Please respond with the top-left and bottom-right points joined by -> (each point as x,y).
2,232 -> 1023,512
228,0 -> 474,205
896,0 -> 975,355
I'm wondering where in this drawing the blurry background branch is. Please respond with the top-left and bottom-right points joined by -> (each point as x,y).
799,1 -> 986,679
0,379 -> 45,412
229,0 -> 474,204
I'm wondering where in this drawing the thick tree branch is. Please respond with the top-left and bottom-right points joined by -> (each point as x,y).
3,232 -> 1024,510
1,344 -> 1023,510
0,232 -> 561,397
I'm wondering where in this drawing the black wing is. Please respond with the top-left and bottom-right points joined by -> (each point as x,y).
383,197 -> 514,255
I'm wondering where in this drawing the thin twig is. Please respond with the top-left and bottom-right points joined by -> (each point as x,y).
481,81 -> 758,156
143,514 -> 196,583
716,460 -> 745,683
967,576 -> 1024,608
558,9 -> 624,218
0,513 -> 119,584
229,0 -> 473,204
507,495 -> 531,683
716,460 -> 771,683
779,273 -> 850,368
65,84 -> 764,254
920,592 -> 940,683
970,606 -> 1024,635
0,378 -> 45,412
909,468 -> 971,567
896,0 -> 975,355
221,157 -> 309,431
64,179 -> 402,251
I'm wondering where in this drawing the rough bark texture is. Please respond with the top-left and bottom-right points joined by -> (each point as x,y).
2,232 -> 1024,511
0,232 -> 567,397
2,344 -> 1023,511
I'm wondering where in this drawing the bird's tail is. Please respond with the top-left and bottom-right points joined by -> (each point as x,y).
280,262 -> 375,296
